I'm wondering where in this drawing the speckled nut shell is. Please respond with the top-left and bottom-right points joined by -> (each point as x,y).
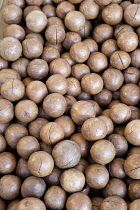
81,117 -> 107,141
52,140 -> 81,169
100,196 -> 127,210
0,99 -> 14,123
2,4 -> 22,24
124,120 -> 140,146
81,73 -> 103,95
16,197 -> 46,210
124,154 -> 140,179
0,37 -> 22,62
124,4 -> 140,27
26,10 -> 47,32
65,11 -> 85,32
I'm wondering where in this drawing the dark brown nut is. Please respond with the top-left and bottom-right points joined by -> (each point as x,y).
15,100 -> 38,123
100,196 -> 127,210
103,178 -> 127,198
44,186 -> 66,210
87,52 -> 108,73
79,0 -> 99,20
26,81 -> 48,104
40,122 -> 64,145
56,1 -> 75,19
109,103 -> 131,124
16,158 -> 31,179
95,0 -> 111,5
101,39 -> 118,57
91,197 -> 103,210
0,152 -> 16,174
65,95 -> 77,114
66,77 -> 81,97
22,39 -> 43,59
83,38 -> 98,53
28,151 -> 54,177
2,5 -> 22,24
1,79 -> 25,102
46,74 -> 68,95
114,24 -> 134,39
85,164 -> 109,189
42,5 -> 56,17
109,158 -> 126,179
40,142 -> 52,154
71,64 -> 90,80
45,25 -> 65,45
110,50 -> 131,70
52,140 -> 81,169
0,175 -> 21,200
124,67 -> 140,84
21,176 -> 46,198
130,49 -> 140,68
26,11 -> 47,33
62,32 -> 81,50
102,4 -> 123,25
70,42 -> 90,63
0,134 -> 6,153
81,73 -> 103,95
124,120 -> 140,146
65,11 -> 85,32
0,99 -> 14,123
94,89 -> 112,106
60,168 -> 85,193
24,5 -> 41,18
98,115 -> 114,135
129,199 -> 140,210
117,31 -> 138,52
0,37 -> 22,62
55,115 -> 75,138
44,166 -> 62,185
26,0 -> 43,6
77,91 -> 91,101
17,136 -> 40,159
90,140 -> 116,165
120,84 -> 140,105
124,154 -> 140,179
70,101 -> 95,125
81,117 -> 107,141
27,59 -> 49,80
108,100 -> 121,109
42,46 -> 60,63
50,58 -> 71,77
7,200 -> 21,210
66,192 -> 92,210
93,24 -> 113,44
5,123 -> 28,149
107,134 -> 128,157
43,93 -> 67,118
128,180 -> 140,201
102,68 -> 124,91
29,118 -> 48,140
124,4 -> 140,27
70,133 -> 90,157
11,57 -> 29,78
3,24 -> 25,42
17,198 -> 46,210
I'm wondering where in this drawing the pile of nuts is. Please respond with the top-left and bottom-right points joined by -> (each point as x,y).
0,0 -> 140,209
